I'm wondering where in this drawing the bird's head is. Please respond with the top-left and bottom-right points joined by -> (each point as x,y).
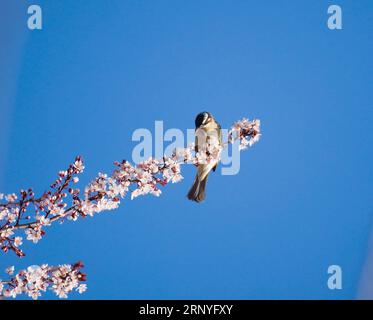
195,111 -> 213,128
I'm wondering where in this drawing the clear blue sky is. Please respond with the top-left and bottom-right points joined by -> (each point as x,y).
1,0 -> 372,299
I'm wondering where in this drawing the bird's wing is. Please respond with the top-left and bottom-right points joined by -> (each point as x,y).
195,133 -> 198,154
212,123 -> 222,172
198,162 -> 215,181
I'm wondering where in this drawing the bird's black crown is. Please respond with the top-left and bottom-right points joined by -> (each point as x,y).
195,111 -> 210,128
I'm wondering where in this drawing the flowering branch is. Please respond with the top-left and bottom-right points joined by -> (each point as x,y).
0,118 -> 261,257
0,262 -> 87,299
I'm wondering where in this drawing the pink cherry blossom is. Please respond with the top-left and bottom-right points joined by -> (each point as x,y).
0,262 -> 86,300
5,266 -> 14,275
0,118 -> 261,258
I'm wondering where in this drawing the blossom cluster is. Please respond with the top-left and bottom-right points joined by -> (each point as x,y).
0,261 -> 86,300
0,118 -> 261,257
229,118 -> 261,150
0,157 -> 85,257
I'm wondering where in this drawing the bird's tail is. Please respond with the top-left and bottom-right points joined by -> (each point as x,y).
187,175 -> 208,202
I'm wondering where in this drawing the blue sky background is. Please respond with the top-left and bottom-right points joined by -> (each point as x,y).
1,0 -> 372,299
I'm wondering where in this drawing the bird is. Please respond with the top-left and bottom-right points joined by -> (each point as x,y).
187,112 -> 222,202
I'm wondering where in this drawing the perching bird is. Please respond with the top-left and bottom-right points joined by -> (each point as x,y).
187,112 -> 222,202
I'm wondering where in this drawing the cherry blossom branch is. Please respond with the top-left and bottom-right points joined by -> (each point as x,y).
0,262 -> 87,299
0,118 -> 261,257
